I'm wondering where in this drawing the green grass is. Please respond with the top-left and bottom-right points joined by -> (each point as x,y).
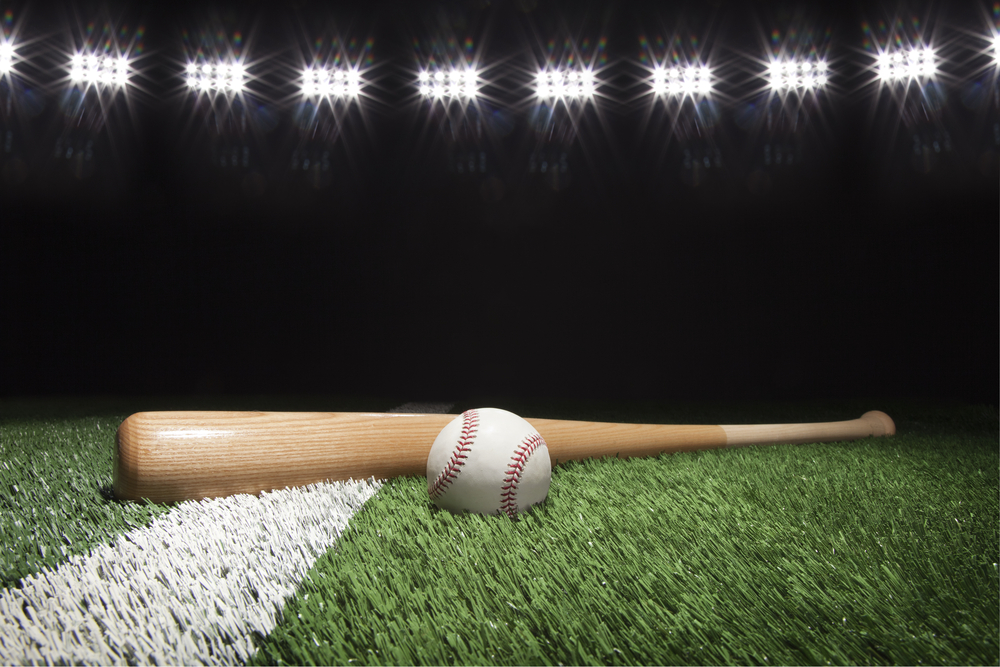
253,401 -> 999,665
0,414 -> 173,586
0,397 -> 997,665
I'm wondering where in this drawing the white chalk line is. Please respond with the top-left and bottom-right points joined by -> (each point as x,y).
0,479 -> 381,665
0,402 -> 454,665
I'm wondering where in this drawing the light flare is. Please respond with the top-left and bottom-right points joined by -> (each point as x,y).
768,58 -> 829,91
876,46 -> 936,82
536,68 -> 596,100
186,59 -> 246,94
418,67 -> 480,99
650,64 -> 712,97
301,66 -> 362,99
0,42 -> 14,75
69,52 -> 131,88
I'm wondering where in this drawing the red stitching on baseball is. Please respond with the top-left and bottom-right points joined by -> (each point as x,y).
428,410 -> 479,500
499,433 -> 546,519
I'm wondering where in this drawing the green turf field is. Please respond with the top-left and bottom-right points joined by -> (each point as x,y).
1,397 -> 997,665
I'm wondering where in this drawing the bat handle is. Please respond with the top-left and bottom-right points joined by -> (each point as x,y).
721,410 -> 895,446
533,411 -> 895,464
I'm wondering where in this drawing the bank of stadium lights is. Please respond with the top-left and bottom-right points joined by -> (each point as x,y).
185,60 -> 246,94
877,46 -> 936,82
70,52 -> 131,88
418,68 -> 480,99
650,64 -> 712,97
301,67 -> 362,98
536,68 -> 596,100
768,59 -> 829,91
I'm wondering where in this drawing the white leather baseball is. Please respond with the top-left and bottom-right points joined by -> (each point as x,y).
426,408 -> 551,518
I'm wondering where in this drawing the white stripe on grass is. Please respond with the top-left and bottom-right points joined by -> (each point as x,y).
0,401 -> 454,665
0,478 -> 381,664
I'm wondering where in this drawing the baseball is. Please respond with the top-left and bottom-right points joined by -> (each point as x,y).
426,408 -> 551,518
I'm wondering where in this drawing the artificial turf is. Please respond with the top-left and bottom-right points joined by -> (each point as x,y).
253,401 -> 999,665
1,397 -> 997,665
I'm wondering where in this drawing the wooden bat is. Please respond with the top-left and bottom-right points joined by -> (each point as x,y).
113,409 -> 896,503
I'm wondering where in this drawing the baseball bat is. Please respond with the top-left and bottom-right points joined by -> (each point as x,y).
113,409 -> 895,503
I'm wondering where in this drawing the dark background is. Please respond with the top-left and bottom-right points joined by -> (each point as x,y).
0,0 -> 996,405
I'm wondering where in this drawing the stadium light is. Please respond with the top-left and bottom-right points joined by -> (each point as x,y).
185,60 -> 246,94
767,58 -> 828,91
417,68 -> 479,99
650,64 -> 712,97
877,46 -> 935,82
301,66 -> 362,99
70,52 -> 131,88
0,42 -> 15,75
993,33 -> 1000,64
535,68 -> 596,100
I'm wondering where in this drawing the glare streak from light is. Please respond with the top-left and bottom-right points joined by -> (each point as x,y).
70,52 -> 131,88
650,65 -> 712,97
186,60 -> 246,94
417,68 -> 480,99
301,67 -> 362,99
768,59 -> 829,91
877,46 -> 936,82
536,68 -> 596,100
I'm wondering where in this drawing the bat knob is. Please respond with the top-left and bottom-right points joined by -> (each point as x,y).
861,410 -> 896,437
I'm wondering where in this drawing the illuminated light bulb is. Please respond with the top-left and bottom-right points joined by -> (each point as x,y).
768,58 -> 828,91
654,64 -> 710,96
878,46 -> 934,82
0,44 -> 11,75
301,66 -> 362,98
535,67 -> 595,99
418,67 -> 478,98
186,59 -> 245,93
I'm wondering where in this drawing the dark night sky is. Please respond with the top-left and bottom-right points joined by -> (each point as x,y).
1,0 -> 997,405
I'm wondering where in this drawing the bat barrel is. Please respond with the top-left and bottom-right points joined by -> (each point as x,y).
114,411 -> 455,503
